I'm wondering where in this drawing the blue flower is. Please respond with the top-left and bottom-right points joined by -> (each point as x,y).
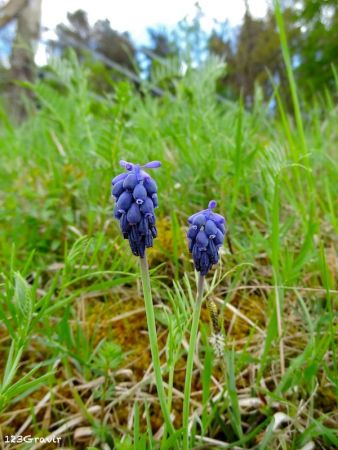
112,160 -> 161,258
187,200 -> 226,276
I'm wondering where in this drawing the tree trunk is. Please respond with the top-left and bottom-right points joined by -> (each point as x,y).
9,0 -> 42,120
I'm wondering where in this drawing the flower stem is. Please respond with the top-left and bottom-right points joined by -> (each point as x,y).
139,255 -> 175,439
182,273 -> 204,450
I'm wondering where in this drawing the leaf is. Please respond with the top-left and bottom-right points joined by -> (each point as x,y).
14,272 -> 33,320
1,342 -> 24,390
226,349 -> 243,440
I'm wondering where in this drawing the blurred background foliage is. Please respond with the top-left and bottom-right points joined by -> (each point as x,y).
0,0 -> 337,117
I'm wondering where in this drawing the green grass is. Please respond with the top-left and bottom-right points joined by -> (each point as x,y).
0,12 -> 337,449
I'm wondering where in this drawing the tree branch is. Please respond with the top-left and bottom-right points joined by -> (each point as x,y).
0,0 -> 28,29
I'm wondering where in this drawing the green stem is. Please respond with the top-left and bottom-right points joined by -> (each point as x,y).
161,363 -> 175,448
182,273 -> 204,450
167,364 -> 174,412
139,255 -> 176,440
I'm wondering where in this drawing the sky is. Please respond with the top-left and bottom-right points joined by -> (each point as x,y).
36,0 -> 270,64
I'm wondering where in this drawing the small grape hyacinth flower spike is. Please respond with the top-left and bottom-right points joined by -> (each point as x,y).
187,200 -> 226,355
187,200 -> 226,275
112,160 -> 160,258
183,200 -> 227,449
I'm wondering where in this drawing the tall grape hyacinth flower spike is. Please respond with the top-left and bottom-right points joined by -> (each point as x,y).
183,200 -> 226,450
112,160 -> 159,257
112,160 -> 176,441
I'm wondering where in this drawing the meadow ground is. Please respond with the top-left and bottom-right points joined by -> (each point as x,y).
0,48 -> 337,448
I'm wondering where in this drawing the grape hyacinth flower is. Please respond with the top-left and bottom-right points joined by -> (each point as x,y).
112,160 -> 160,258
111,160 -> 176,441
187,200 -> 226,276
183,200 -> 227,449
